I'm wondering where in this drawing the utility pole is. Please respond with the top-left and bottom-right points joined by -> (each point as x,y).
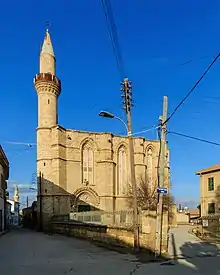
155,96 -> 168,256
26,196 -> 29,208
38,171 -> 43,231
121,77 -> 139,251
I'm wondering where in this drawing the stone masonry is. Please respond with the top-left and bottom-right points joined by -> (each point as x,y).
34,29 -> 170,227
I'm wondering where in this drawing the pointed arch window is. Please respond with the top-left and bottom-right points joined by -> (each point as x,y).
82,143 -> 94,185
117,146 -> 127,195
147,148 -> 153,184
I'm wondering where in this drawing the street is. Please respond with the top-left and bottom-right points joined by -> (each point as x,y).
0,229 -> 139,274
1,229 -> 220,274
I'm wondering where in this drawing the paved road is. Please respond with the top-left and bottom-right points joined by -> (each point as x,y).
1,229 -> 220,274
0,229 -> 138,274
168,225 -> 220,258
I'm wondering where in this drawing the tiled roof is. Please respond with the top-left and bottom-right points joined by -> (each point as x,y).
187,209 -> 200,216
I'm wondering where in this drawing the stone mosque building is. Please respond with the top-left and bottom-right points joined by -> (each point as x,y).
34,30 -> 170,222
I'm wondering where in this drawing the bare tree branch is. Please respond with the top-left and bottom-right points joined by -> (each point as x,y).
127,175 -> 174,222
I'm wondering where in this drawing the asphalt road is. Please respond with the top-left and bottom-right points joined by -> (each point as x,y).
1,228 -> 220,274
0,229 -> 139,274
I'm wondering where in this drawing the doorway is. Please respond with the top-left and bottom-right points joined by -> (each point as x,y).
78,205 -> 91,212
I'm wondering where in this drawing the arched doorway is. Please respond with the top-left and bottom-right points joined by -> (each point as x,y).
73,188 -> 100,212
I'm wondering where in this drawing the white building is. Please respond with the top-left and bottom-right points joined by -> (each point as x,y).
7,186 -> 20,226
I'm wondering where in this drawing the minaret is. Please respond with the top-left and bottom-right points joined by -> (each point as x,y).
14,185 -> 19,203
34,28 -> 61,128
34,29 -> 62,226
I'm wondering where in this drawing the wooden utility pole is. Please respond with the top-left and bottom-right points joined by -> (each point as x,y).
121,77 -> 139,251
155,96 -> 168,255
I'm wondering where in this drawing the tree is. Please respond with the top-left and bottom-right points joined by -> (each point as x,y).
127,176 -> 174,222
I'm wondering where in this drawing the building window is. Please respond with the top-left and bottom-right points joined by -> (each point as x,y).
117,146 -> 127,195
147,148 -> 153,183
208,177 -> 214,191
208,203 -> 215,214
82,143 -> 93,185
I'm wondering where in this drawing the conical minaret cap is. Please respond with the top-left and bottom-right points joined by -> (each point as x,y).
41,29 -> 55,57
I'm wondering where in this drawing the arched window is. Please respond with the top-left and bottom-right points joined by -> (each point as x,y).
147,148 -> 153,184
82,143 -> 94,185
117,146 -> 127,195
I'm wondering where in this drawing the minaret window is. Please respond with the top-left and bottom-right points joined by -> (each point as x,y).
82,143 -> 94,185
117,146 -> 127,195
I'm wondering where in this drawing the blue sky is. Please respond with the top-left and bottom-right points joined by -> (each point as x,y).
1,0 -> 220,208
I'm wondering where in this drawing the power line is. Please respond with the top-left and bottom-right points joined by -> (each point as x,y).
117,124 -> 158,136
100,0 -> 125,79
105,0 -> 124,71
163,52 -> 220,125
132,125 -> 159,136
168,131 -> 220,147
178,55 -> 213,66
1,141 -> 36,146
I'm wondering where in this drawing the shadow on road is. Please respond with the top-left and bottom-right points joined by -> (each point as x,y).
161,231 -> 220,274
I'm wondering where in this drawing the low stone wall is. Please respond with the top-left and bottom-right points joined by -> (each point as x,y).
51,221 -> 166,253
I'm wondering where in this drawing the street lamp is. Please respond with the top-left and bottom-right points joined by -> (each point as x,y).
99,111 -> 129,134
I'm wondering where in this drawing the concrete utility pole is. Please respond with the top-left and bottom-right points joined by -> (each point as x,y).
38,172 -> 43,231
155,96 -> 168,255
121,77 -> 139,251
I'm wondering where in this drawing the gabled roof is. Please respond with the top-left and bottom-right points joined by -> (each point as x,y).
195,164 -> 220,175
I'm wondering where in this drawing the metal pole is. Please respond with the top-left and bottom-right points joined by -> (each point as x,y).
122,78 -> 139,251
26,196 -> 29,208
155,96 -> 168,255
39,172 -> 43,231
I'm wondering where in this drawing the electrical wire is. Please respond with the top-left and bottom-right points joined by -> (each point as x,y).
179,55 -> 212,66
167,131 -> 220,147
100,0 -> 125,79
105,0 -> 124,73
1,141 -> 36,146
163,52 -> 220,126
132,125 -> 159,136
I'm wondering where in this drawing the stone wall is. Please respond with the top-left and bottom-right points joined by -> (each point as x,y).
51,210 -> 169,253
176,213 -> 189,224
52,221 -> 157,252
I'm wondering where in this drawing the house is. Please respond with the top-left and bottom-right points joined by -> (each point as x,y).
196,164 -> 220,216
0,145 -> 9,232
7,185 -> 20,226
186,209 -> 200,223
5,201 -> 12,228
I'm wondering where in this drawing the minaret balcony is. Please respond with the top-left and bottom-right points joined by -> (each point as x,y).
34,73 -> 61,91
